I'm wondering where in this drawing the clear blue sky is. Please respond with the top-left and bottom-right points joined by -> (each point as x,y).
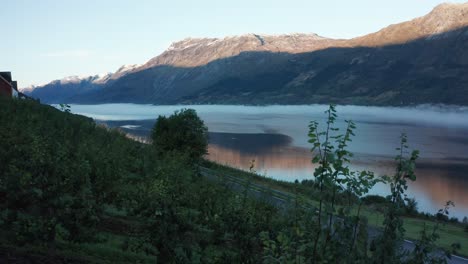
1,0 -> 464,88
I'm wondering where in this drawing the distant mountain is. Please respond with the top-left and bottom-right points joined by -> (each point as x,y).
25,3 -> 468,105
25,64 -> 140,103
25,75 -> 103,103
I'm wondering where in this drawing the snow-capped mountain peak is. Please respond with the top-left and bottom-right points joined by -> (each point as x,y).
115,64 -> 141,73
92,72 -> 113,84
59,75 -> 92,85
22,63 -> 142,92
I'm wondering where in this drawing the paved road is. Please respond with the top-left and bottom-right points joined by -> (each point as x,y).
199,166 -> 468,264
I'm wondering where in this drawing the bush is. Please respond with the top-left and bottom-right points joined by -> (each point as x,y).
435,213 -> 449,222
151,109 -> 208,162
361,195 -> 388,205
405,198 -> 419,216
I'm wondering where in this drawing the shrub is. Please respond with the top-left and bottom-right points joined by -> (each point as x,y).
151,109 -> 208,162
405,197 -> 419,215
361,195 -> 388,205
435,213 -> 449,222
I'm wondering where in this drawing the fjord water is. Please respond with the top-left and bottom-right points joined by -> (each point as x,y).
70,104 -> 468,219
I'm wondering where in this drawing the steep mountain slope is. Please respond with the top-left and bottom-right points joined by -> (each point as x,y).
26,75 -> 104,104
25,64 -> 140,103
142,33 -> 344,68
350,2 -> 468,46
26,3 -> 468,105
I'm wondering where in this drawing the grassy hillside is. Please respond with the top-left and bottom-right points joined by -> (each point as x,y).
0,98 -> 282,263
0,98 -> 466,263
202,161 -> 468,257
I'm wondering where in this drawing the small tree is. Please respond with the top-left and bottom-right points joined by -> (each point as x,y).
405,197 -> 419,216
151,109 -> 208,162
371,133 -> 419,263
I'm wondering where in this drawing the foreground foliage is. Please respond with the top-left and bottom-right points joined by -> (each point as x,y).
0,99 -> 463,263
259,105 -> 461,264
0,99 -> 279,262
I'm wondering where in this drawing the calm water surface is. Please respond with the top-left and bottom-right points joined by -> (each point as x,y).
69,104 -> 468,219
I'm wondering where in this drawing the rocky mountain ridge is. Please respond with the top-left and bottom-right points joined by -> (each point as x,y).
26,2 -> 468,105
350,2 -> 468,46
25,64 -> 141,103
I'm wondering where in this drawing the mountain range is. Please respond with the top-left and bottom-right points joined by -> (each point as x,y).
25,3 -> 468,105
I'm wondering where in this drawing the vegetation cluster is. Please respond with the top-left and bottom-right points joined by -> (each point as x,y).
0,98 -> 464,263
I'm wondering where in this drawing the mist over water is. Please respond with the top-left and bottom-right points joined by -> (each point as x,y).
70,104 -> 468,219
70,103 -> 468,127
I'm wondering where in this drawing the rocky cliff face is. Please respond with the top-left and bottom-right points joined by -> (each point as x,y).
26,3 -> 468,106
143,33 -> 343,68
139,2 -> 468,68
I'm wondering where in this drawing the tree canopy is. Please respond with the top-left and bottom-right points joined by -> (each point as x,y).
151,108 -> 208,162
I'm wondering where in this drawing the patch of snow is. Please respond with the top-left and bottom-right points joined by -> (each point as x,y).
115,64 -> 141,74
206,39 -> 221,46
167,37 -> 221,51
92,72 -> 113,84
19,84 -> 38,92
60,75 -> 90,84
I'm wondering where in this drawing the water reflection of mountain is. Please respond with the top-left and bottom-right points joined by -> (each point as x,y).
410,163 -> 468,210
208,141 -> 314,172
209,132 -> 293,155
206,133 -> 468,218
97,119 -> 468,218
